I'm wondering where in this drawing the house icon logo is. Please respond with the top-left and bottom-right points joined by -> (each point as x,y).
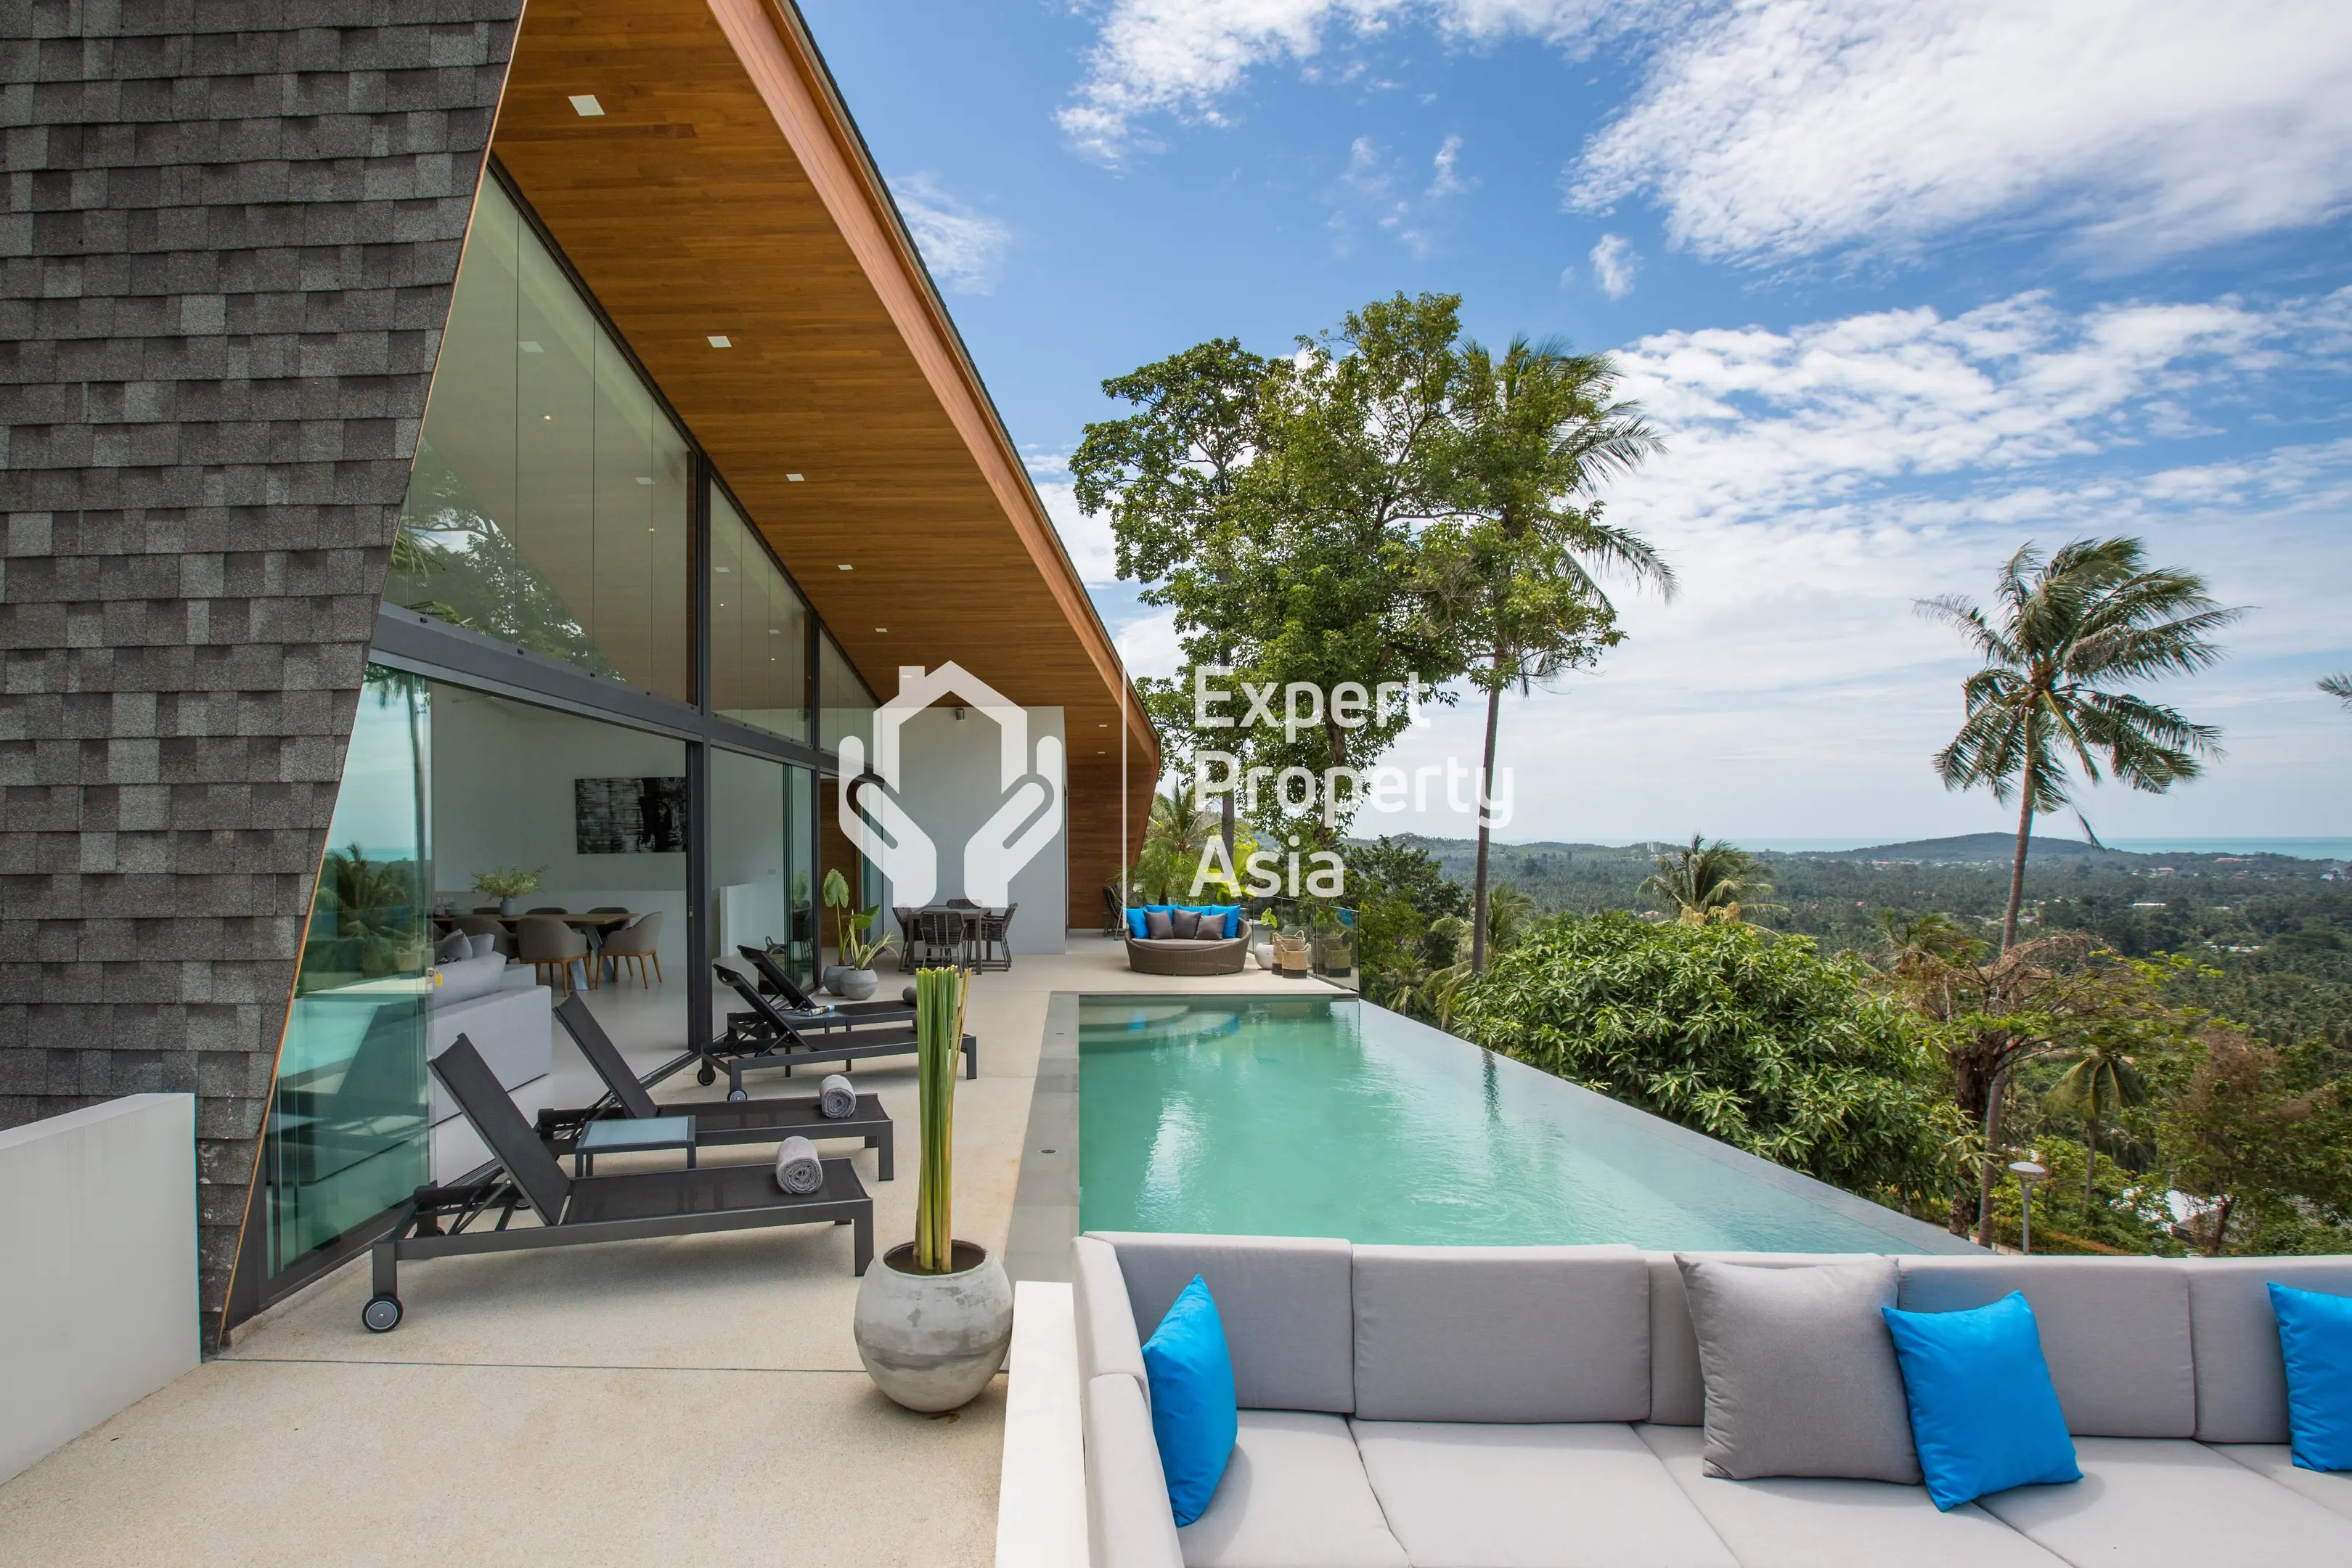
838,662 -> 1063,910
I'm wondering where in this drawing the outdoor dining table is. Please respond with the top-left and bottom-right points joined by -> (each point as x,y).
911,905 -> 1009,969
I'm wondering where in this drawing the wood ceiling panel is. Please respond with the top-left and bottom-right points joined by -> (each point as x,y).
485,0 -> 1151,835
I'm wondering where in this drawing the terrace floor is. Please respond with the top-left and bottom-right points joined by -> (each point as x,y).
0,935 -> 1299,1566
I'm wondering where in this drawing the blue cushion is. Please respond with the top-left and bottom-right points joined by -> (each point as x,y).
1140,1274 -> 1238,1526
1124,907 -> 1148,939
1181,904 -> 1241,938
2270,1282 -> 2352,1471
1882,1291 -> 2080,1510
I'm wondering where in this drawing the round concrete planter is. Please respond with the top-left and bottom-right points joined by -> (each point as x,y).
853,1241 -> 1013,1412
834,967 -> 879,1000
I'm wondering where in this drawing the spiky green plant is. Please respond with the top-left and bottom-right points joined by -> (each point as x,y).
913,966 -> 967,1273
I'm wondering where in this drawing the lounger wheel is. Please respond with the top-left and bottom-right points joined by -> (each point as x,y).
728,1087 -> 747,1102
697,1063 -> 716,1086
362,1294 -> 403,1333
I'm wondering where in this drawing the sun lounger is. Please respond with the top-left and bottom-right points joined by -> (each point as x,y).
540,993 -> 894,1179
361,1033 -> 872,1332
697,964 -> 977,1100
734,944 -> 918,1029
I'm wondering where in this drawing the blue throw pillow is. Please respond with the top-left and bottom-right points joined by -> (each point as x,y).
1124,907 -> 1149,939
1140,1275 -> 1238,1527
2269,1283 -> 2352,1471
1882,1291 -> 2081,1510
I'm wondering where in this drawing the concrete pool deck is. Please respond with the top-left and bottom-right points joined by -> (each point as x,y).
0,936 -> 1301,1566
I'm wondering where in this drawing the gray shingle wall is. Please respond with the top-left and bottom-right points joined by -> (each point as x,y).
0,0 -> 522,1342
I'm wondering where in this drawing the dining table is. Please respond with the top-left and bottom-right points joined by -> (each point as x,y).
908,905 -> 1010,971
433,910 -> 640,984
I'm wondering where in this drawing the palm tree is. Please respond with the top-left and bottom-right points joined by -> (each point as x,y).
1134,777 -> 1222,902
1920,538 -> 2238,952
1639,836 -> 1778,925
2047,1040 -> 2149,1212
1431,337 -> 1670,973
2322,674 -> 2352,710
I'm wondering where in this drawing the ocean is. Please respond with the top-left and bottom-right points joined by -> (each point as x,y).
1741,836 -> 2352,862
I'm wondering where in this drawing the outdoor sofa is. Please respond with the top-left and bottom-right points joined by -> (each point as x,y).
1125,921 -> 1254,976
1075,1230 -> 2352,1568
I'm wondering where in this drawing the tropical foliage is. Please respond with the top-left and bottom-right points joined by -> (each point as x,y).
1639,836 -> 1779,926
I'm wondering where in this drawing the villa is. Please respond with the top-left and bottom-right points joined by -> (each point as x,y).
4,5 -> 2350,1567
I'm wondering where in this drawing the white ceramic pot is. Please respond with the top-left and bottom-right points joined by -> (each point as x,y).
853,1241 -> 1014,1411
836,968 -> 879,1000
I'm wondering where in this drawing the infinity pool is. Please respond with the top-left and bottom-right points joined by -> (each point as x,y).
1078,995 -> 1977,1254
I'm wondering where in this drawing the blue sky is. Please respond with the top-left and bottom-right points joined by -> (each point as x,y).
798,0 -> 2352,846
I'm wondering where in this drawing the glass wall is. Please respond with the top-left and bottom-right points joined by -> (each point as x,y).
709,484 -> 811,741
261,669 -> 433,1276
386,176 -> 693,702
820,630 -> 876,756
712,749 -> 819,987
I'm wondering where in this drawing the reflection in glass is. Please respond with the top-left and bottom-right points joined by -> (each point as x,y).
709,486 -> 810,741
819,631 -> 875,756
386,177 -> 691,701
262,669 -> 433,1275
711,751 -> 819,987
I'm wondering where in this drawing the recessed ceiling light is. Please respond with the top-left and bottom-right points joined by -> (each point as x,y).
568,94 -> 605,117
837,563 -> 853,571
874,626 -> 888,633
634,475 -> 653,486
785,473 -> 804,482
518,340 -> 542,354
714,566 -> 730,575
707,335 -> 732,348
1097,722 -> 1108,727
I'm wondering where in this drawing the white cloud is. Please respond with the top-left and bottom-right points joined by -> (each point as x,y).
891,172 -> 1010,294
1588,232 -> 1637,297
1026,454 -> 1123,585
1326,133 -> 1474,255
1114,610 -> 1185,679
1569,0 -> 2352,265
1426,133 -> 1474,198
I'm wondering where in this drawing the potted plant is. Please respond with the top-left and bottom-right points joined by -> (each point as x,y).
1249,907 -> 1278,971
472,864 -> 542,918
852,966 -> 1012,1410
820,867 -> 896,1000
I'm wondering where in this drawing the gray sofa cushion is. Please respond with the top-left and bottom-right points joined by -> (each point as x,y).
1353,1244 -> 1649,1423
1094,1232 -> 1355,1413
1086,1373 -> 1185,1568
2186,1256 -> 2352,1442
1352,1418 -> 1737,1568
1897,1256 -> 2194,1437
1635,1424 -> 2066,1567
1075,1236 -> 1150,1402
1179,1410 -> 1406,1568
1676,1256 -> 1919,1482
2210,1443 -> 2352,1524
1646,1251 -> 1881,1426
1976,1437 -> 2352,1567
430,952 -> 510,1006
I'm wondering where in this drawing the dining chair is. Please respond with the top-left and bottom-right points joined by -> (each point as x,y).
516,915 -> 593,994
599,911 -> 663,987
973,905 -> 1016,972
918,908 -> 968,968
451,912 -> 515,959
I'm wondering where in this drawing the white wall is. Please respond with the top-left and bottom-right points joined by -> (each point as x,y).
430,686 -> 689,971
0,1095 -> 200,1485
882,704 -> 1066,955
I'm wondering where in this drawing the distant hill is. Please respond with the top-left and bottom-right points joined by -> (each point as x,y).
1368,832 -> 2329,868
1796,833 -> 2101,863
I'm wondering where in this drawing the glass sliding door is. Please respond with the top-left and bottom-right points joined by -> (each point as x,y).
261,669 -> 433,1276
709,483 -> 812,742
711,749 -> 819,986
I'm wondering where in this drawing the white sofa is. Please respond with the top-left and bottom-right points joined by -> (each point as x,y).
1075,1232 -> 2352,1568
426,963 -> 550,1181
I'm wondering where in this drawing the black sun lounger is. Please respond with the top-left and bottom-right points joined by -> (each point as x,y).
698,963 -> 977,1100
362,1034 -> 872,1332
736,944 -> 918,1031
540,993 -> 894,1180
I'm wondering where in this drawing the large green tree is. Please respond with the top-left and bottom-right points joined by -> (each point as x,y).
1639,836 -> 1779,926
1920,537 -> 2238,952
1418,335 -> 1668,971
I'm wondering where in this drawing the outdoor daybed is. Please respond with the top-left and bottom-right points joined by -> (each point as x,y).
1076,1231 -> 2352,1568
1126,922 -> 1254,976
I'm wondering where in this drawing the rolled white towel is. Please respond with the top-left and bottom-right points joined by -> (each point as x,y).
818,1074 -> 857,1120
773,1135 -> 823,1195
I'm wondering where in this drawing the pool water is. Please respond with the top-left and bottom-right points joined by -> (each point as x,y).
1078,996 -> 1976,1254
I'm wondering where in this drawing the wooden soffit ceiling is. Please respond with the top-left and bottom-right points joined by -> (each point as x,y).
486,0 -> 1153,772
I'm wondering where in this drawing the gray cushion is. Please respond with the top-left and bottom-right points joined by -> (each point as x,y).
1646,1251 -> 1882,1426
1351,1418 -> 1738,1568
1074,1236 -> 1149,1403
468,931 -> 500,960
1095,1232 -> 1355,1413
1897,1257 -> 2194,1437
429,952 -> 509,1006
1676,1255 -> 1919,1482
1352,1244 -> 1649,1423
1635,1424 -> 2067,1567
1146,909 -> 1175,939
1977,1437 -> 2352,1567
2186,1257 -> 2352,1442
1169,907 -> 1203,939
436,929 -> 472,963
1180,1410 -> 1406,1568
2210,1443 -> 2352,1524
1085,1373 -> 1185,1568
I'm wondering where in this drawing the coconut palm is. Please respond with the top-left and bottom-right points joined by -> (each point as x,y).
1639,836 -> 1778,926
1920,538 -> 2238,952
2322,674 -> 2352,710
2046,1039 -> 2149,1212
